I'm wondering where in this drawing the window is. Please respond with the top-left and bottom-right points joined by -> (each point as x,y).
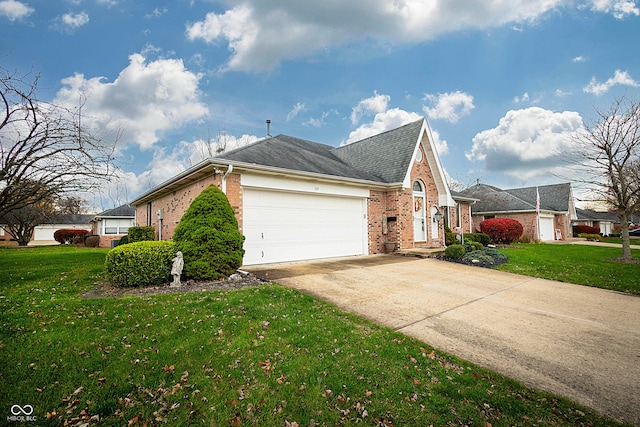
103,219 -> 133,235
413,180 -> 424,192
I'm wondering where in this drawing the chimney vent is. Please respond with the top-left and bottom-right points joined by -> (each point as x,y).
266,119 -> 272,137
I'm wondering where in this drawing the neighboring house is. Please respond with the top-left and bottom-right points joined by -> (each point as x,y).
0,214 -> 92,246
575,208 -> 618,236
91,205 -> 136,248
130,118 -> 473,265
459,183 -> 577,242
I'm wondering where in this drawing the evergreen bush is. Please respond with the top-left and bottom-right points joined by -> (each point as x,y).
173,185 -> 245,280
463,250 -> 495,265
444,244 -> 466,259
104,240 -> 176,287
465,233 -> 491,246
127,226 -> 156,242
85,235 -> 100,248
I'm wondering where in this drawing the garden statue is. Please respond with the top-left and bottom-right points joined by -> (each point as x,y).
170,251 -> 184,287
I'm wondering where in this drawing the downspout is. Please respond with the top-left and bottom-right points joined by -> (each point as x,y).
221,164 -> 233,194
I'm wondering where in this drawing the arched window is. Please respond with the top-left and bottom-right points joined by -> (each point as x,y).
413,180 -> 426,241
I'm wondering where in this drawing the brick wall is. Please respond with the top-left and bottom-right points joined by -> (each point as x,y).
134,173 -> 245,241
366,144 -> 446,253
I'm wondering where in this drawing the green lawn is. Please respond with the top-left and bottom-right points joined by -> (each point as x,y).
0,246 -> 629,426
497,243 -> 640,294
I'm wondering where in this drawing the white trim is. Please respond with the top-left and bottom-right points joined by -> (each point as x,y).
241,173 -> 369,198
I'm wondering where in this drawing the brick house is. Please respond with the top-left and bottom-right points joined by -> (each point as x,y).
130,118 -> 474,265
0,214 -> 92,246
90,205 -> 136,248
459,183 -> 577,242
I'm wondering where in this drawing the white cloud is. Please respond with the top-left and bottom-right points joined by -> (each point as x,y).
0,0 -> 33,21
61,11 -> 89,29
286,102 -> 307,121
54,53 -> 209,150
466,107 -> 583,180
186,1 -> 566,72
423,91 -> 475,122
590,0 -> 639,18
572,55 -> 586,62
514,92 -> 530,103
346,108 -> 422,144
350,91 -> 390,125
583,69 -> 639,95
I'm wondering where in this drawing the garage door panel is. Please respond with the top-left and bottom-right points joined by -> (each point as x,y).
243,189 -> 366,265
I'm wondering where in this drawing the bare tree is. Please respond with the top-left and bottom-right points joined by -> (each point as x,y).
0,67 -> 116,218
0,185 -> 56,246
56,195 -> 87,215
565,96 -> 640,261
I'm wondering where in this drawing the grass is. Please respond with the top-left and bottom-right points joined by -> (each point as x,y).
0,246 -> 629,426
497,243 -> 640,294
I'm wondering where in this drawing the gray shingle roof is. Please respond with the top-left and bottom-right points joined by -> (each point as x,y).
95,204 -> 135,218
576,208 -> 618,221
217,119 -> 425,184
460,183 -> 573,214
332,119 -> 424,183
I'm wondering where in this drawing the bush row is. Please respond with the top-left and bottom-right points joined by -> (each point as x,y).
444,244 -> 508,266
54,229 -> 90,244
573,225 -> 600,236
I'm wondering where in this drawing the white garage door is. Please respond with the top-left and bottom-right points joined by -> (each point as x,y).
243,189 -> 367,265
539,216 -> 555,241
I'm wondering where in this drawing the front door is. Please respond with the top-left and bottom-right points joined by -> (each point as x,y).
413,181 -> 426,242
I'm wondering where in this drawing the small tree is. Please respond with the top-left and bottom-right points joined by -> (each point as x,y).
173,185 -> 245,280
479,218 -> 523,244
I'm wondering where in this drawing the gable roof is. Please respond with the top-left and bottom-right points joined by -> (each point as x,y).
130,118 -> 454,206
460,183 -> 574,214
94,204 -> 135,219
332,119 -> 424,184
576,208 -> 618,222
217,135 -> 380,182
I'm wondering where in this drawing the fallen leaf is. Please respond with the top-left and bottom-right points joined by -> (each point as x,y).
163,365 -> 175,373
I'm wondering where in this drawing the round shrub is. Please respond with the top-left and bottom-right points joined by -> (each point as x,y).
479,218 -> 523,244
117,234 -> 129,245
173,185 -> 245,280
104,240 -> 177,287
85,235 -> 100,248
466,233 -> 490,246
444,244 -> 466,259
54,228 -> 89,244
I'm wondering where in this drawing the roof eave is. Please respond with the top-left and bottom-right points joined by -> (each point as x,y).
129,158 -> 397,206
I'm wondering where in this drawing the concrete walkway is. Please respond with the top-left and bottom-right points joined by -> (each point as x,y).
246,255 -> 640,425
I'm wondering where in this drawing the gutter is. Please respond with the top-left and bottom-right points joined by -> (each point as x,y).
221,164 -> 233,194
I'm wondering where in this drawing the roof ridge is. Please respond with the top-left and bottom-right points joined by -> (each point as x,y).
333,117 -> 424,151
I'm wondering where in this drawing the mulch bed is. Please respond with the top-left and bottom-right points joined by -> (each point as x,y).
82,273 -> 269,299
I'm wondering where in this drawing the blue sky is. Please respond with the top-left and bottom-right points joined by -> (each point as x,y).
1,0 -> 639,211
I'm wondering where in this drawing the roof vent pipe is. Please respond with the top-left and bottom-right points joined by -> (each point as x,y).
266,119 -> 271,137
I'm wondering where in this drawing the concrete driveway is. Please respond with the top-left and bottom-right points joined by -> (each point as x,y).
245,255 -> 640,425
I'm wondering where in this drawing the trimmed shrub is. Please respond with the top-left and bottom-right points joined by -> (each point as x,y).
104,240 -> 176,287
479,218 -> 523,244
444,244 -> 466,259
54,228 -> 90,244
85,235 -> 100,248
71,235 -> 85,245
173,185 -> 245,280
445,226 -> 457,246
117,234 -> 130,246
578,233 -> 603,241
573,225 -> 600,237
127,226 -> 156,243
465,233 -> 490,246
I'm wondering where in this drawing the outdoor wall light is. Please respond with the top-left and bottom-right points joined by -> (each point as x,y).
433,211 -> 443,223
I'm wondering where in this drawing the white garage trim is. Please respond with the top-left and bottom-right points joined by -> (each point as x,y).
242,188 -> 367,265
